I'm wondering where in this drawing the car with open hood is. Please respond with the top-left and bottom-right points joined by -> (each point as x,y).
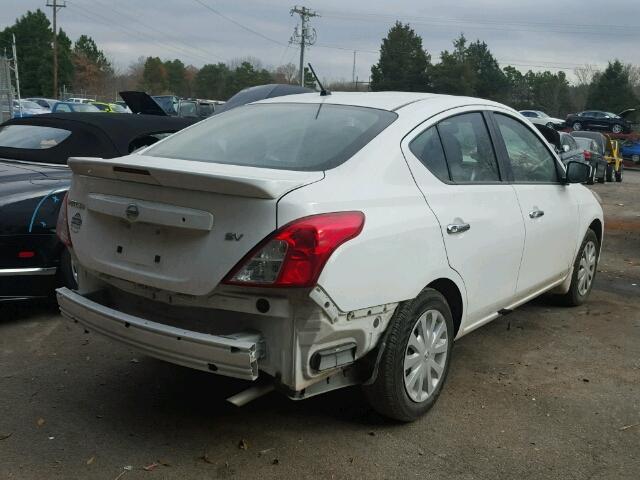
57,92 -> 603,421
566,109 -> 635,134
0,113 -> 196,300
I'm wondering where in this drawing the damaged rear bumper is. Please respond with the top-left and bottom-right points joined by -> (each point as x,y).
56,287 -> 264,380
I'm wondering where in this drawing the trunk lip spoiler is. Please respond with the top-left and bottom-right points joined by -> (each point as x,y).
67,156 -> 324,200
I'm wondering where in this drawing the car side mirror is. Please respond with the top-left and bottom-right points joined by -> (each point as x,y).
563,144 -> 570,152
564,161 -> 591,184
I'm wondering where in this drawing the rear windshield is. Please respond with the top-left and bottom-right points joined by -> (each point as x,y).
144,103 -> 397,171
0,125 -> 71,149
574,137 -> 594,150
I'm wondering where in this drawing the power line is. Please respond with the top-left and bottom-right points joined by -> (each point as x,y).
319,9 -> 640,37
192,0 -> 287,46
66,1 -> 221,65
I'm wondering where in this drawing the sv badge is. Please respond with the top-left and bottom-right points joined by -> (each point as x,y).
225,233 -> 244,241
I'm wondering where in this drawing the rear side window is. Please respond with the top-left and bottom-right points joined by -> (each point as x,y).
144,103 -> 397,171
0,125 -> 71,149
495,114 -> 559,183
437,113 -> 501,183
409,127 -> 449,182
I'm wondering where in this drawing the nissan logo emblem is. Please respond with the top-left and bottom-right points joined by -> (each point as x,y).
125,203 -> 139,220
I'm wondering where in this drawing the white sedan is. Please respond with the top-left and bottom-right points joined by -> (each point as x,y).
57,92 -> 602,421
519,109 -> 565,129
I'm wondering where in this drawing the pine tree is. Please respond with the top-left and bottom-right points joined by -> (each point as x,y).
370,22 -> 431,92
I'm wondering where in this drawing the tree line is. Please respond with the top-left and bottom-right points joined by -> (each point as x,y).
2,10 -> 638,116
371,22 -> 639,117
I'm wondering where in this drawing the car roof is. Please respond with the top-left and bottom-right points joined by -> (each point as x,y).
255,91 -> 507,112
0,113 -> 198,164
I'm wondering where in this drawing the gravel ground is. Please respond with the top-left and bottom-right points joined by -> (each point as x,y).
1,172 -> 639,480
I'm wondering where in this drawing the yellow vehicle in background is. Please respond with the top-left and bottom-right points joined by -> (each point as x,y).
572,131 -> 624,182
91,102 -> 130,113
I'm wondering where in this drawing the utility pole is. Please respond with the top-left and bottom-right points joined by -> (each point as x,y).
290,6 -> 318,86
46,0 -> 66,99
352,50 -> 356,86
9,34 -> 22,117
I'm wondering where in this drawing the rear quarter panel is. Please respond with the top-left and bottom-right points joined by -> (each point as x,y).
277,123 -> 464,314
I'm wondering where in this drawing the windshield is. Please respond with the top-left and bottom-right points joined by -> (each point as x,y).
574,137 -> 594,150
605,112 -> 619,118
20,101 -> 45,109
0,125 -> 71,149
144,103 -> 397,171
536,111 -> 548,118
74,104 -> 100,112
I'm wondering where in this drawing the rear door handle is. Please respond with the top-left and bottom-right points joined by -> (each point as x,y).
529,209 -> 545,219
447,223 -> 471,234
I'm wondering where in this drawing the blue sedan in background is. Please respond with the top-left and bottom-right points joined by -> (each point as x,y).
621,141 -> 640,164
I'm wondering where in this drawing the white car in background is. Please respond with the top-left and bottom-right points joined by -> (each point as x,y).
519,110 -> 565,129
57,92 -> 602,421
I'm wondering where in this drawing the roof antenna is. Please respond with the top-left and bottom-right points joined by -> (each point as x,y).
307,63 -> 330,96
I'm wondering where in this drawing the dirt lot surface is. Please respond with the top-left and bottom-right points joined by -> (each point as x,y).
1,174 -> 639,480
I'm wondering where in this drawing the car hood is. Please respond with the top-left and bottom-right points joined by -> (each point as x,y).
618,108 -> 636,118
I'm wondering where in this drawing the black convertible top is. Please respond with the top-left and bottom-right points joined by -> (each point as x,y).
0,113 -> 197,164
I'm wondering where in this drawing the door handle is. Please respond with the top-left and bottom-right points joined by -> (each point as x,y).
447,223 -> 471,234
529,209 -> 545,219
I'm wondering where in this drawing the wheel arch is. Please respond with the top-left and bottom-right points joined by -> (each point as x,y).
588,218 -> 603,247
426,278 -> 463,337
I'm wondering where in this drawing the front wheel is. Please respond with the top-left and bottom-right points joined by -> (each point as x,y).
363,289 -> 454,422
611,124 -> 623,134
572,122 -> 583,131
558,229 -> 599,306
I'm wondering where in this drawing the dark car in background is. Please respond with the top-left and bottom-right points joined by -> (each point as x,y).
570,135 -> 607,183
0,113 -> 196,300
572,130 -> 625,182
566,109 -> 634,134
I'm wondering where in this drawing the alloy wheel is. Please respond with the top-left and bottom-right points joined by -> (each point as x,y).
577,240 -> 597,296
573,122 -> 582,131
612,124 -> 623,134
403,309 -> 449,403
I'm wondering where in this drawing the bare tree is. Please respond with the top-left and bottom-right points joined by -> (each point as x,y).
574,64 -> 599,86
273,63 -> 298,84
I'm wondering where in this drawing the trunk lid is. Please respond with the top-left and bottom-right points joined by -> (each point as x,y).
67,155 -> 323,296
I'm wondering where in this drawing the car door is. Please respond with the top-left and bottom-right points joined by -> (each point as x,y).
491,112 -> 579,297
402,110 -> 526,327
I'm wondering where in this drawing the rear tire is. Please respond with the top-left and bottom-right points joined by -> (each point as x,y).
558,229 -> 599,307
363,289 -> 454,422
605,164 -> 614,182
612,124 -> 623,134
572,122 -> 582,131
597,164 -> 606,183
615,163 -> 623,182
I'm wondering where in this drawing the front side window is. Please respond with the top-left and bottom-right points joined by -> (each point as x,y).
145,103 -> 397,171
437,112 -> 501,183
0,125 -> 71,149
495,114 -> 559,183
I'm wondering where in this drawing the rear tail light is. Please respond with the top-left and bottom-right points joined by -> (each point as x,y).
56,192 -> 72,247
223,211 -> 365,288
583,150 -> 591,160
18,251 -> 35,258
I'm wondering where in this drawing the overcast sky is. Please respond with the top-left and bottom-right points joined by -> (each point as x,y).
2,0 -> 639,83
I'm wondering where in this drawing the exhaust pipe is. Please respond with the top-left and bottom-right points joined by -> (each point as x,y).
227,384 -> 275,407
